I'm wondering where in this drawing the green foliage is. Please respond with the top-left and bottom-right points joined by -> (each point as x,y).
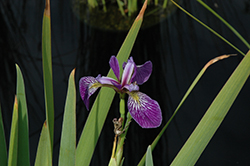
138,55 -> 234,165
139,1 -> 250,165
170,0 -> 245,56
2,1 -> 250,166
171,50 -> 250,165
16,64 -> 30,166
8,97 -> 18,166
59,69 -> 76,166
197,0 -> 250,49
0,103 -> 7,166
42,0 -> 54,148
34,122 -> 52,166
146,146 -> 154,166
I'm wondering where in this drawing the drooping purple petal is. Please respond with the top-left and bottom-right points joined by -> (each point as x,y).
127,92 -> 162,128
79,76 -> 101,110
132,61 -> 152,85
121,57 -> 135,86
109,56 -> 120,81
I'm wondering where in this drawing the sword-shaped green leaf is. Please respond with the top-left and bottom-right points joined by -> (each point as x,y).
35,122 -> 52,166
171,50 -> 250,165
8,97 -> 18,166
0,103 -> 7,166
138,54 -> 235,166
42,0 -> 54,148
15,64 -> 30,166
146,146 -> 154,166
59,69 -> 76,166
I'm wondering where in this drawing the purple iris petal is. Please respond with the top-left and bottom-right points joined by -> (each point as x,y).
121,57 -> 135,86
79,76 -> 101,110
127,92 -> 162,128
132,61 -> 152,85
97,76 -> 119,85
109,56 -> 120,81
124,83 -> 139,92
97,76 -> 122,89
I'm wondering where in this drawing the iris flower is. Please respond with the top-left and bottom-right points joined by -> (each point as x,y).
79,56 -> 162,128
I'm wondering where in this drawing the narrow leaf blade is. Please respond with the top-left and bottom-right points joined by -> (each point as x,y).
146,146 -> 154,166
34,122 -> 52,166
59,69 -> 76,166
8,97 -> 18,166
171,50 -> 250,165
15,64 -> 30,166
0,103 -> 7,166
42,0 -> 54,148
138,54 -> 235,166
197,0 -> 250,49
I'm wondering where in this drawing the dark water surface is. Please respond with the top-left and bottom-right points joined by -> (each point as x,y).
1,0 -> 250,165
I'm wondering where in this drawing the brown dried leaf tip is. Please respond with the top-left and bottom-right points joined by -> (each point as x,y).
204,54 -> 237,71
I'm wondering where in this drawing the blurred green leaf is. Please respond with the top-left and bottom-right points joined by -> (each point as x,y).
146,146 -> 154,166
35,122 -> 52,166
42,0 -> 54,148
197,0 -> 250,49
59,69 -> 76,166
170,0 -> 245,56
8,97 -> 18,166
171,50 -> 250,165
0,103 -> 7,166
75,1 -> 148,165
15,64 -> 30,166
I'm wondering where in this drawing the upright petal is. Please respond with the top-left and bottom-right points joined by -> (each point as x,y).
79,76 -> 101,110
121,57 -> 135,86
132,61 -> 152,85
109,56 -> 120,81
127,92 -> 162,128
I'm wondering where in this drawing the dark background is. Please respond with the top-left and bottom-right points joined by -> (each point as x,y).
1,0 -> 250,165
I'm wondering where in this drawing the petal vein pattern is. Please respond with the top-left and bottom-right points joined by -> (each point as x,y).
133,61 -> 152,85
79,76 -> 101,110
128,92 -> 162,128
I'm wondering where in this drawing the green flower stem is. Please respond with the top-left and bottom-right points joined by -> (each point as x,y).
115,112 -> 132,165
108,136 -> 118,166
119,93 -> 126,126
